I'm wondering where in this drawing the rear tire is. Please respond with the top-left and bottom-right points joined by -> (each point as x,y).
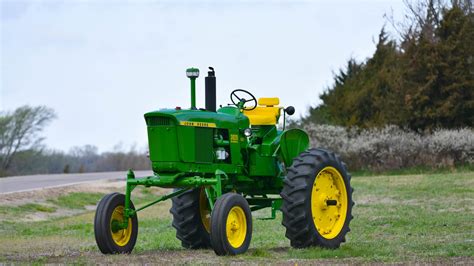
210,193 -> 252,256
281,148 -> 354,249
170,188 -> 211,249
94,193 -> 138,254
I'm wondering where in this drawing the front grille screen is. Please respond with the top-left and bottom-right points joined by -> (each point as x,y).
147,116 -> 172,126
195,127 -> 214,163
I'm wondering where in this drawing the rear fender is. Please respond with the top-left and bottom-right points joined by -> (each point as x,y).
278,129 -> 310,167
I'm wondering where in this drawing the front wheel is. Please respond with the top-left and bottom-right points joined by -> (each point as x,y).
210,193 -> 252,255
281,148 -> 354,249
94,193 -> 138,254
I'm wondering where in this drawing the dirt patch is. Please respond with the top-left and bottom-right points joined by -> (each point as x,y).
356,194 -> 474,214
385,174 -> 425,186
355,195 -> 398,205
23,208 -> 83,222
5,249 -> 473,265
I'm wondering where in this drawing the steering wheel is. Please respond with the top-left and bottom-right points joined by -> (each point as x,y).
230,89 -> 257,110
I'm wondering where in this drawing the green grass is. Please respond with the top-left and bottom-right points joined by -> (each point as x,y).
0,203 -> 56,216
47,192 -> 104,209
352,164 -> 474,176
0,172 -> 473,263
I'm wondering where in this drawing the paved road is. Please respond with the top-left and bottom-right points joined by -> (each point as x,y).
0,170 -> 153,194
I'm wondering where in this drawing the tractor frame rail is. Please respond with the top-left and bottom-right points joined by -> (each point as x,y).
115,169 -> 283,230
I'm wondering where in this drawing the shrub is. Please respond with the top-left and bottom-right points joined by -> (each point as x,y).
303,124 -> 473,171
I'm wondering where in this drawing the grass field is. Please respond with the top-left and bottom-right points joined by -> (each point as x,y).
0,171 -> 473,264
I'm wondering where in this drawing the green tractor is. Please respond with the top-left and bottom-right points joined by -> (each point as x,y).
94,67 -> 354,255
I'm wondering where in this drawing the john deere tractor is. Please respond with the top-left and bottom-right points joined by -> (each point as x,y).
94,67 -> 354,256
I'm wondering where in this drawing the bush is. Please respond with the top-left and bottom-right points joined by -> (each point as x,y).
303,124 -> 473,171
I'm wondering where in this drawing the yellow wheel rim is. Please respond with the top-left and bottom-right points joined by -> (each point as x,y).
199,188 -> 211,233
110,205 -> 132,246
311,166 -> 348,239
226,206 -> 247,248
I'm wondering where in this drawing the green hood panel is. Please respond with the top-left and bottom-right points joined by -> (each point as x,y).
144,108 -> 249,129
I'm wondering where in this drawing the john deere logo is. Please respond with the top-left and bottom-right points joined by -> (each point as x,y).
230,134 -> 239,143
179,121 -> 217,128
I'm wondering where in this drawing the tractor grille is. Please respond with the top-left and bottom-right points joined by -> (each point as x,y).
147,116 -> 172,126
147,116 -> 178,162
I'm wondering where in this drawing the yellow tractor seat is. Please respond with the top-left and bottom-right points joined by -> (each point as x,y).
243,97 -> 281,125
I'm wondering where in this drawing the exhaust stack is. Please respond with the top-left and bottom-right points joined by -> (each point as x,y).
205,67 -> 216,112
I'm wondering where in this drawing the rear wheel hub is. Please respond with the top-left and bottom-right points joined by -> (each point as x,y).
311,166 -> 348,239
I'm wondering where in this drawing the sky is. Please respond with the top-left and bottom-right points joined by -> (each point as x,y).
0,0 -> 406,153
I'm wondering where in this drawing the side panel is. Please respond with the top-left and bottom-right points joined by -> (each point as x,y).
195,127 -> 214,163
177,126 -> 196,162
176,126 -> 214,163
248,150 -> 277,176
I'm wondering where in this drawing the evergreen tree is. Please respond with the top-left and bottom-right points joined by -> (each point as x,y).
301,1 -> 473,130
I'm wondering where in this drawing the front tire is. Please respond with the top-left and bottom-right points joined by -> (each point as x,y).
281,148 -> 354,249
210,193 -> 252,256
94,193 -> 138,254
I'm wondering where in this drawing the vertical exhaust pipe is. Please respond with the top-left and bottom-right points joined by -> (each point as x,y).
205,67 -> 216,112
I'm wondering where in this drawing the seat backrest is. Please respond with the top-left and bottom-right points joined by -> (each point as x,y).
258,97 -> 280,107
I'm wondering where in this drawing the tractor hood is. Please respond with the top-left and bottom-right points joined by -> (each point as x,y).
144,108 -> 249,129
144,108 -> 249,169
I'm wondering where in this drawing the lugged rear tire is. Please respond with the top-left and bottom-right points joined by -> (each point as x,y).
170,188 -> 211,249
281,148 -> 354,249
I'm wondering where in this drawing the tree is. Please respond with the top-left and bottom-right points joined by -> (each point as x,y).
401,1 -> 474,129
435,3 -> 474,127
0,106 -> 56,175
63,164 -> 70,174
300,58 -> 363,126
304,29 -> 403,128
300,0 -> 473,130
78,164 -> 85,173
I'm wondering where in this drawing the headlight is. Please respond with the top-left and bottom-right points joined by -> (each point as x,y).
243,128 -> 252,137
186,68 -> 199,78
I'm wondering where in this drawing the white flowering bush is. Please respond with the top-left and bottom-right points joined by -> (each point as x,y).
303,124 -> 474,171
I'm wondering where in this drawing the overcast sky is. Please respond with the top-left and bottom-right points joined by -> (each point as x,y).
1,0 -> 405,153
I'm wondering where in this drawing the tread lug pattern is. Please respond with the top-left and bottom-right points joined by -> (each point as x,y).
170,189 -> 211,249
280,148 -> 354,249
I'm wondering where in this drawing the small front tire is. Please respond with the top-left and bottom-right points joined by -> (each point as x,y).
210,193 -> 252,256
94,193 -> 138,254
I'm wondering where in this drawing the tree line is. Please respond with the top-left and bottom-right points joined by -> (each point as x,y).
0,106 -> 149,177
299,0 -> 473,130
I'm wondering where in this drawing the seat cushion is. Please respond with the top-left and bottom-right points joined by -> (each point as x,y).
243,107 -> 280,125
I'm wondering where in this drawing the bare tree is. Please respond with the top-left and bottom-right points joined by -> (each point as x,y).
0,105 -> 56,173
384,0 -> 447,46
